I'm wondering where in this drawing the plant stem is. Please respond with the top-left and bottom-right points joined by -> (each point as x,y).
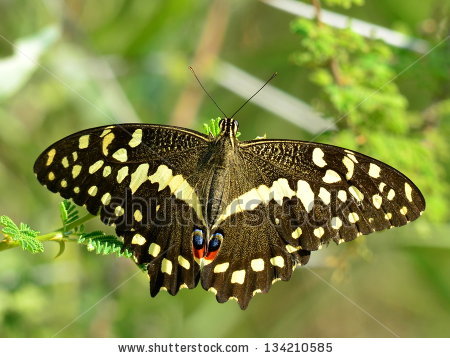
0,213 -> 96,252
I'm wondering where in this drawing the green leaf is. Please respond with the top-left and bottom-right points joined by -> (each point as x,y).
59,200 -> 80,233
78,231 -> 133,258
203,117 -> 221,137
0,215 -> 43,253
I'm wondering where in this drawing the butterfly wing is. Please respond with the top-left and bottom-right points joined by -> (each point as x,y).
34,123 -> 209,294
238,139 -> 425,251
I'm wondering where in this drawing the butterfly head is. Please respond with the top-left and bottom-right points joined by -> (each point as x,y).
218,118 -> 239,139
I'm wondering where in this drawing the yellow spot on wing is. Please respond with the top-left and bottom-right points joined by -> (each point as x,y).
88,186 -> 98,196
312,148 -> 327,167
348,212 -> 359,223
314,227 -> 325,238
214,262 -> 229,273
102,133 -> 115,156
129,129 -> 142,148
72,165 -> 82,179
291,227 -> 302,239
178,255 -> 190,270
297,180 -> 315,212
161,258 -> 173,275
129,164 -> 149,194
400,206 -> 408,215
89,160 -> 104,174
349,186 -> 364,201
270,256 -> 285,268
46,149 -> 56,166
405,182 -> 413,202
131,233 -> 146,245
101,192 -> 112,205
48,172 -> 55,181
117,167 -> 129,183
79,135 -> 90,149
112,148 -> 128,162
61,157 -> 69,168
250,258 -> 265,272
322,169 -> 341,183
134,210 -> 143,222
231,270 -> 246,284
387,189 -> 395,200
342,156 -> 354,180
148,243 -> 161,257
368,163 -> 381,178
372,194 -> 383,209
103,166 -> 112,177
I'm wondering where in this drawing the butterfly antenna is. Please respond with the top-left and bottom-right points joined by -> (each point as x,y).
189,66 -> 228,118
230,72 -> 277,119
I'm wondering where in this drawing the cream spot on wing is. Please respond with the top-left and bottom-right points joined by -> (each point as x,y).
314,227 -> 325,238
379,182 -> 386,192
148,243 -> 161,257
178,255 -> 190,270
291,227 -> 302,239
318,187 -> 331,205
74,187 -> 80,194
338,190 -> 347,202
79,135 -> 90,149
231,270 -> 246,284
347,153 -> 358,163
208,287 -> 218,295
72,151 -> 78,161
342,156 -> 354,180
134,210 -> 143,222
101,132 -> 115,156
322,169 -> 341,183
369,218 -> 374,223
385,212 -> 392,220
114,206 -> 124,216
405,182 -> 413,202
270,256 -> 285,268
338,238 -> 345,244
61,157 -> 69,168
101,192 -> 112,205
272,278 -> 281,284
214,262 -> 229,273
331,217 -> 342,230
46,149 -> 56,166
272,178 -> 296,205
400,206 -> 408,215
349,186 -> 364,201
286,245 -> 300,253
112,148 -> 128,162
72,165 -> 82,179
116,166 -> 129,184
129,163 -> 149,194
161,258 -> 172,275
159,287 -> 167,292
48,172 -> 55,181
179,284 -> 188,290
297,180 -> 315,212
253,289 -> 262,296
312,148 -> 327,167
129,129 -> 143,148
369,163 -> 381,178
89,160 -> 104,174
349,212 -> 360,223
387,189 -> 395,200
103,166 -> 112,177
372,194 -> 383,209
251,259 -> 265,272
61,180 -> 67,188
131,233 -> 146,245
88,186 -> 98,196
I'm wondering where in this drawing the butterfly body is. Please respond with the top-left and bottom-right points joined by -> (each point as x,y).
34,118 -> 425,309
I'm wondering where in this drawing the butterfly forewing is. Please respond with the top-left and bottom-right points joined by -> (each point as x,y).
34,124 -> 209,294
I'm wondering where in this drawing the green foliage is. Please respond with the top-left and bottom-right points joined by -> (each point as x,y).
203,117 -> 222,137
0,216 -> 42,253
290,1 -> 450,222
78,231 -> 133,258
59,200 -> 83,234
323,0 -> 364,8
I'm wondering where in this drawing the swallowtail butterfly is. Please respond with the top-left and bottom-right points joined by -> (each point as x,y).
34,117 -> 425,309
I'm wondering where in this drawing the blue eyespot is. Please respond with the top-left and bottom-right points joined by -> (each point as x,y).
192,229 -> 204,249
208,233 -> 223,252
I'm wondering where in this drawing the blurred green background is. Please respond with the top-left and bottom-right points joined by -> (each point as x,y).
0,0 -> 449,337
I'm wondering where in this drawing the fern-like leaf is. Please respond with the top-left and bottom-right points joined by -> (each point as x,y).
0,215 -> 43,253
78,231 -> 132,258
59,200 -> 80,233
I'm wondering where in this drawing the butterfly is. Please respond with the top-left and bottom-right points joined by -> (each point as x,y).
33,117 -> 425,309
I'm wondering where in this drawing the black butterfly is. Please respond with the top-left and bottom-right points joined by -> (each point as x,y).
34,117 -> 425,309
